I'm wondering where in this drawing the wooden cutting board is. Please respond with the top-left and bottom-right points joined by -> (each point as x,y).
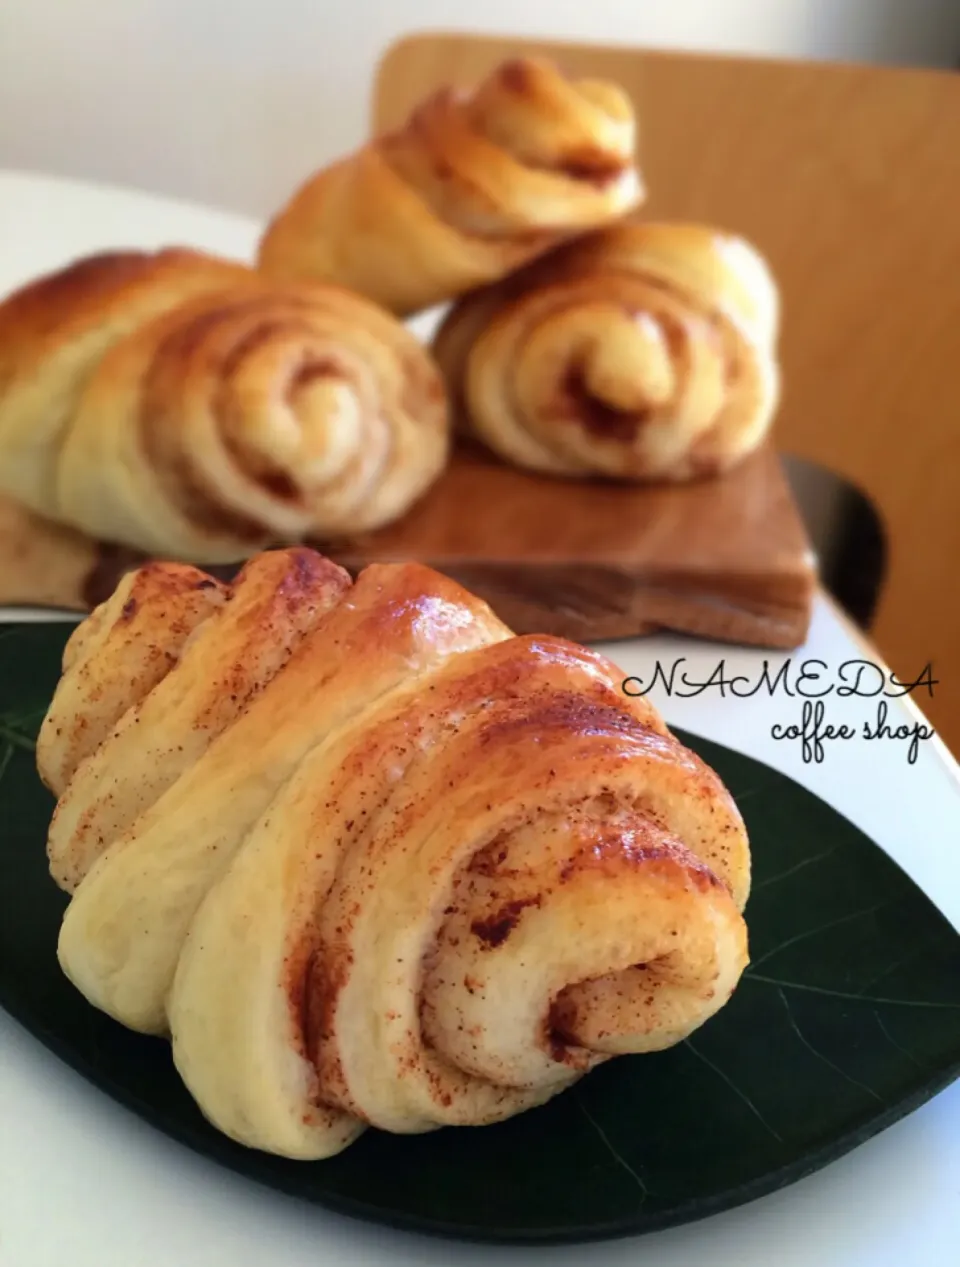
0,442 -> 815,648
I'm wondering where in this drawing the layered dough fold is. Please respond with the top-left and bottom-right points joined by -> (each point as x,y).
0,250 -> 448,559
38,548 -> 750,1159
433,222 -> 780,481
259,57 -> 645,315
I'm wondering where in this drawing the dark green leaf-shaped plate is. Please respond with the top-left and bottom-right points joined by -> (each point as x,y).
2,622 -> 959,1245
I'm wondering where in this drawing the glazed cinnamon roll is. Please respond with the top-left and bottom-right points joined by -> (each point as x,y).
258,57 -> 645,316
41,549 -> 750,1159
0,250 -> 449,559
40,548 -> 350,893
433,222 -> 781,481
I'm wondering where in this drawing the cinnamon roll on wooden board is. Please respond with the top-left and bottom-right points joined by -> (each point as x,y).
258,57 -> 645,316
0,236 -> 812,650
433,223 -> 780,482
0,249 -> 450,562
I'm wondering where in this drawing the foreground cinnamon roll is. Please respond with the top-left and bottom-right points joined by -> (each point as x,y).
0,250 -> 449,559
40,548 -> 750,1159
433,223 -> 781,481
258,57 -> 645,316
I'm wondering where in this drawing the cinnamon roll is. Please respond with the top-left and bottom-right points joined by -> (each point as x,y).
41,549 -> 750,1159
0,251 -> 449,560
433,223 -> 781,481
258,57 -> 645,316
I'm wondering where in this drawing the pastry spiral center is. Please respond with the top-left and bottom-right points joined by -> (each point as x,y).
467,59 -> 636,180
505,291 -> 732,472
283,362 -> 367,484
420,805 -> 732,1087
515,303 -> 683,439
217,332 -> 370,494
580,311 -> 677,412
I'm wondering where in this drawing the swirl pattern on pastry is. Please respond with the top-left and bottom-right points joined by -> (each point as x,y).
41,548 -> 750,1159
433,222 -> 781,481
0,249 -> 253,515
0,251 -> 449,560
258,57 -> 644,316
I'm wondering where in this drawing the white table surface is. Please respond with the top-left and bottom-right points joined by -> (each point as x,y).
0,168 -> 958,1267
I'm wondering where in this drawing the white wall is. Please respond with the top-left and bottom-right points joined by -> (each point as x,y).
0,0 -> 957,219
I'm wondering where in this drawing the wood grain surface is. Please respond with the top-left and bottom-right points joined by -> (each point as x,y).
374,32 -> 960,751
0,441 -> 815,648
328,443 -> 815,647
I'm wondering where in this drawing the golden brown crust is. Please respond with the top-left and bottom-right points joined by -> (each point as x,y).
36,561 -> 228,797
433,222 -> 781,482
45,548 -> 350,894
0,249 -> 247,361
41,548 -> 749,1160
258,57 -> 644,315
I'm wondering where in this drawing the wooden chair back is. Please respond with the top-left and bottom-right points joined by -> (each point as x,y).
373,32 -> 960,753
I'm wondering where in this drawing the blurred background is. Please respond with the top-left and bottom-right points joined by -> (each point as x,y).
0,0 -> 958,745
1,0 -> 958,217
